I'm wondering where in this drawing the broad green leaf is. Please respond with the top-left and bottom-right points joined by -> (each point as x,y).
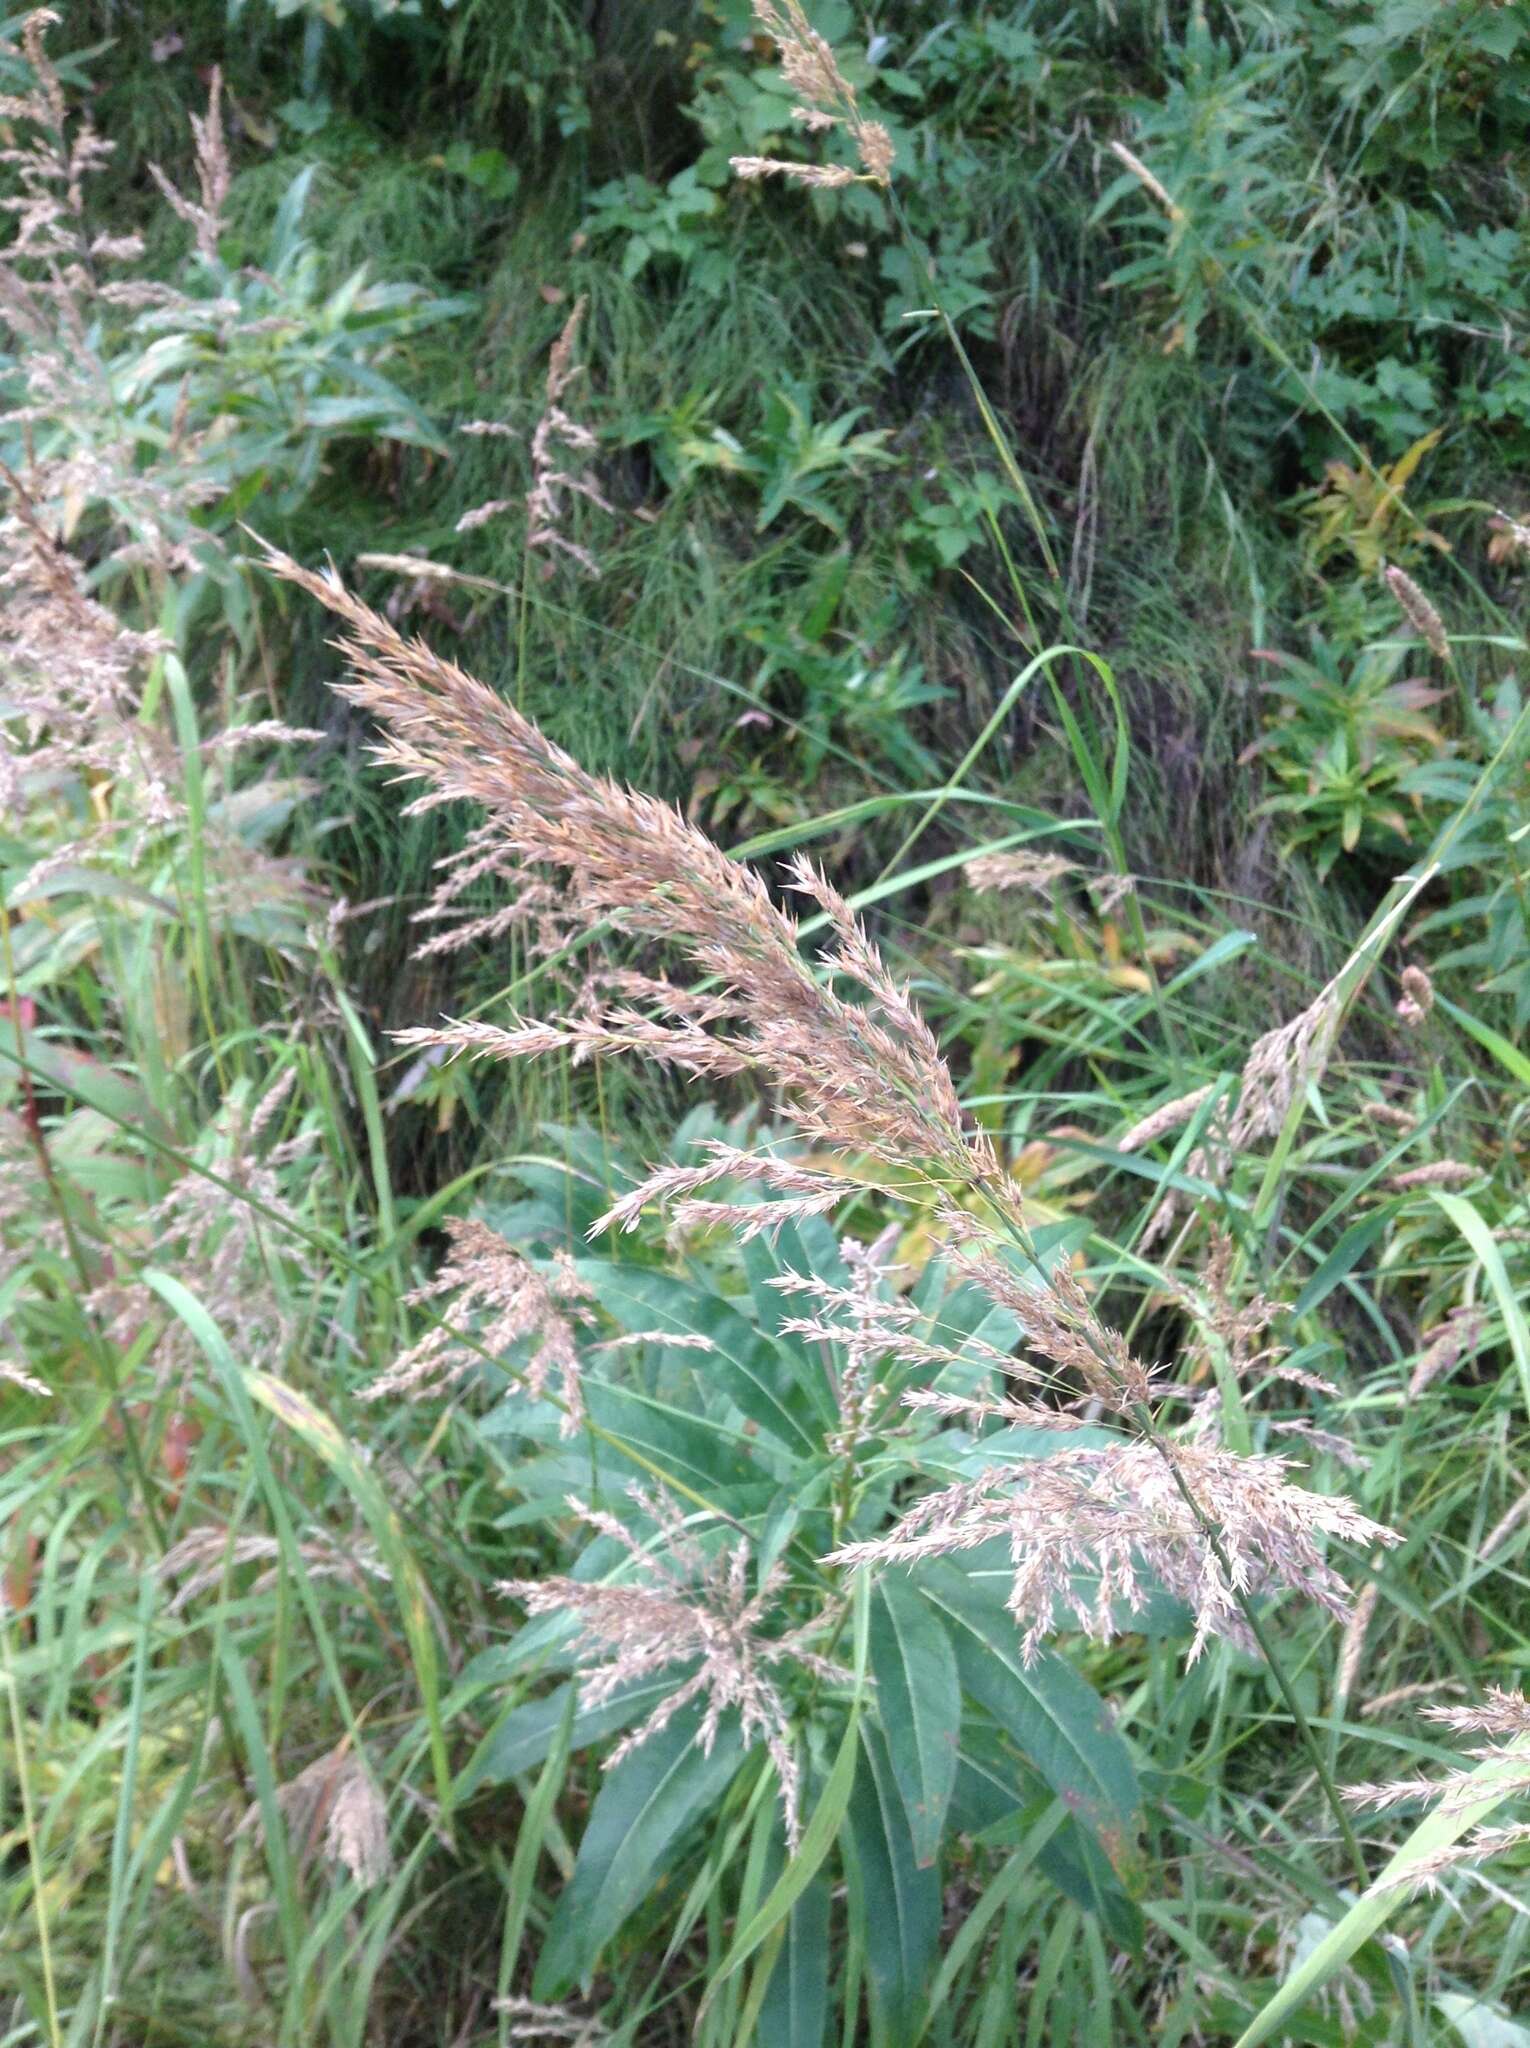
758,1876 -> 831,2048
844,1723 -> 941,2048
701,1699 -> 862,2014
459,1673 -> 675,1795
1293,1211 -> 1393,1317
576,1260 -> 818,1453
534,1702 -> 746,1995
869,1579 -> 959,1867
948,1724 -> 1142,1947
917,1561 -> 1142,1860
1438,994 -> 1530,1086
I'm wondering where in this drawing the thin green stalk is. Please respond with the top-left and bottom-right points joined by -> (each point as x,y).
0,1605 -> 63,2048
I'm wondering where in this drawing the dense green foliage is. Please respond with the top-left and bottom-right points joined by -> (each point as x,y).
1,3 -> 1528,2045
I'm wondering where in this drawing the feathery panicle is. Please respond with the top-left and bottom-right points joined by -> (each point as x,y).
86,1075 -> 320,1385
595,1141 -> 848,1241
158,1525 -> 386,1614
830,1439 -> 1397,1664
261,549 -> 982,1212
502,1489 -> 845,1845
1143,976 -> 1344,1245
731,2 -> 895,189
1334,1580 -> 1378,1712
370,1218 -> 592,1432
146,70 -> 228,264
458,295 -> 613,576
277,549 -> 1392,1671
964,849 -> 1079,894
249,1741 -> 392,1890
1347,1691 -> 1530,1893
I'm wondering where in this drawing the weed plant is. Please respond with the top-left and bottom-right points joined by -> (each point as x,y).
1,5 -> 1529,2047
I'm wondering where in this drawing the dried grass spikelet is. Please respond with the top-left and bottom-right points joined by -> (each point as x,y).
1406,1307 -> 1485,1400
1347,1690 -> 1530,1893
86,1074 -> 320,1384
1360,1099 -> 1417,1133
145,68 -> 229,264
457,295 -> 614,578
494,2002 -> 608,2047
0,1355 -> 50,1396
1487,510 -> 1530,564
830,1438 -> 1395,1665
0,18 -> 232,575
369,1218 -> 592,1432
731,1 -> 895,190
1142,976 -> 1344,1246
502,1488 -> 847,1847
273,549 -> 1392,1668
1118,1083 -> 1214,1154
1394,963 -> 1434,1028
1383,564 -> 1449,661
963,849 -> 1079,894
158,1525 -> 386,1613
1388,1160 -> 1478,1190
1107,140 -> 1185,222
245,1739 -> 392,1890
1334,1579 -> 1378,1711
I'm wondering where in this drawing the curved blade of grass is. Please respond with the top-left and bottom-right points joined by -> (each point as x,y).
243,1367 -> 448,1809
1427,1189 -> 1530,1417
1233,1730 -> 1530,2048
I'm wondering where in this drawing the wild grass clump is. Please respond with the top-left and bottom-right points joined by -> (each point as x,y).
2,2 -> 1529,2044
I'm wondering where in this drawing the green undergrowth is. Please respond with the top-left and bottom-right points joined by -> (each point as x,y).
2,3 -> 1529,2045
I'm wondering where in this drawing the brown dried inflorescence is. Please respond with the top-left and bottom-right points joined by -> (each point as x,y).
502,1489 -> 847,1845
275,550 -> 1390,1686
368,1217 -> 593,1432
458,296 -> 614,578
730,1 -> 895,190
830,1437 -> 1390,1664
0,16 -> 229,573
1383,564 -> 1449,662
245,1739 -> 392,1891
1139,975 -> 1345,1247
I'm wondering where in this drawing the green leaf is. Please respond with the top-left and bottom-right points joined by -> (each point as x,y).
844,1723 -> 941,2048
1438,994 -> 1530,1086
576,1260 -> 818,1454
758,1877 -> 831,2048
1427,1189 -> 1530,1417
458,1673 -> 675,1795
701,1699 -> 862,2015
1292,1210 -> 1393,1317
917,1561 -> 1142,1860
534,1702 -> 746,1995
869,1579 -> 959,1867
